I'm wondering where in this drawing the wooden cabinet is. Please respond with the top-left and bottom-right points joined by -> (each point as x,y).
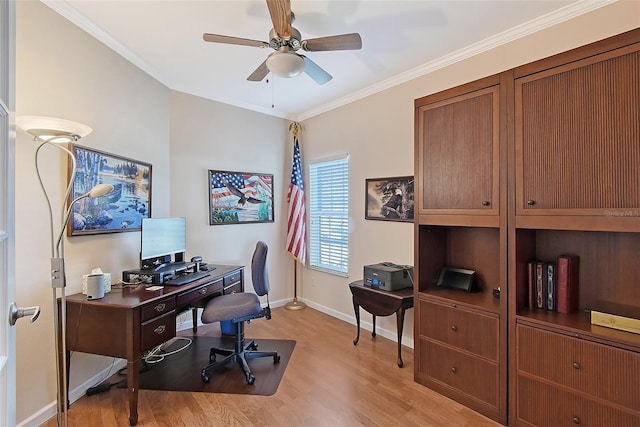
415,28 -> 640,426
414,74 -> 508,424
508,29 -> 640,426
416,76 -> 500,217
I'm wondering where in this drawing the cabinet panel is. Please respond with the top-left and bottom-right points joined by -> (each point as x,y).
419,339 -> 498,407
419,299 -> 498,360
416,84 -> 500,215
517,375 -> 640,427
517,325 -> 640,410
515,45 -> 640,217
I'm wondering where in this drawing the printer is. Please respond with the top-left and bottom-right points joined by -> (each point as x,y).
364,262 -> 413,291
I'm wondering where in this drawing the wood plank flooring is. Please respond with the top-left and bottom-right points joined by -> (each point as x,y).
42,306 -> 501,426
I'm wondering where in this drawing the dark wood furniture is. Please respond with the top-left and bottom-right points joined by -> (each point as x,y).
414,74 -> 508,424
349,280 -> 414,367
414,28 -> 640,426
60,265 -> 244,426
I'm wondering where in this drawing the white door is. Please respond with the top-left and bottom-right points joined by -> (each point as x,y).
0,0 -> 16,425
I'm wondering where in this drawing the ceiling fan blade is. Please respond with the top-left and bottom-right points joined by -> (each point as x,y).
302,33 -> 362,51
302,56 -> 332,85
203,33 -> 269,48
247,60 -> 270,82
266,0 -> 292,39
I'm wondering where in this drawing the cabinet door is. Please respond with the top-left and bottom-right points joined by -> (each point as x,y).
416,83 -> 500,215
515,44 -> 640,217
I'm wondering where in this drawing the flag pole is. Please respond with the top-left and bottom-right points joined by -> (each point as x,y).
285,121 -> 306,311
285,259 -> 306,310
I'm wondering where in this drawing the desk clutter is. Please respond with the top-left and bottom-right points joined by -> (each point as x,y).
122,258 -> 215,287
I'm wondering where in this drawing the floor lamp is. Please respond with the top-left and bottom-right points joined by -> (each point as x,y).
16,116 -> 113,427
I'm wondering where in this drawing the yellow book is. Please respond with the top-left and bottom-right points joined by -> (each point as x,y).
591,301 -> 640,335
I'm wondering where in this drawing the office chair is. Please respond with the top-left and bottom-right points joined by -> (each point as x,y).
200,241 -> 280,384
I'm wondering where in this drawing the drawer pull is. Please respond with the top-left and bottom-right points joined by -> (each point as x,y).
154,303 -> 166,312
153,325 -> 166,335
199,288 -> 207,295
572,417 -> 581,424
451,325 -> 458,331
526,199 -> 536,206
451,367 -> 457,373
481,201 -> 490,206
572,362 -> 581,370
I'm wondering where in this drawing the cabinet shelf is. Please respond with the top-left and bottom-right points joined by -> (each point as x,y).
515,310 -> 640,352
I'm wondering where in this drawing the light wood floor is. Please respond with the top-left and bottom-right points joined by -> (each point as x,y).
43,306 -> 501,427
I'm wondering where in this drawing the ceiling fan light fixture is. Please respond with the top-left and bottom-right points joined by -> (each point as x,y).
266,51 -> 306,78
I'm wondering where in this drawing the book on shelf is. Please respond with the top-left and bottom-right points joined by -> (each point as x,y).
591,301 -> 640,335
556,255 -> 579,314
535,261 -> 546,310
527,261 -> 536,309
546,262 -> 556,311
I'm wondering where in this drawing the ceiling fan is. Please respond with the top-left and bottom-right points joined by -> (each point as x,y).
203,0 -> 362,85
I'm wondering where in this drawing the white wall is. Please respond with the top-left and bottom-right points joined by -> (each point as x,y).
298,1 -> 640,344
13,0 -> 639,424
168,90 -> 290,303
15,1 -> 170,423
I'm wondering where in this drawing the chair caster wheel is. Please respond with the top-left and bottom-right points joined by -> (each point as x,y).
273,354 -> 281,363
250,343 -> 258,350
246,374 -> 255,385
209,355 -> 216,363
201,372 -> 210,383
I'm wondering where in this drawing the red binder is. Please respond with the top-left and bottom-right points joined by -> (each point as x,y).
557,255 -> 579,314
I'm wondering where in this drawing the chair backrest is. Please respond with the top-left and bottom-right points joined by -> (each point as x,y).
251,241 -> 270,296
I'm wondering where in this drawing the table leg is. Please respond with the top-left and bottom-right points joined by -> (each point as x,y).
127,359 -> 140,425
395,308 -> 406,368
352,297 -> 360,345
192,307 -> 198,333
371,314 -> 377,338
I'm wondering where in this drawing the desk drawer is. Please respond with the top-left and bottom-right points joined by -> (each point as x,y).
419,299 -> 498,360
224,270 -> 242,288
224,282 -> 242,294
419,339 -> 498,407
141,311 -> 176,351
517,325 -> 640,410
177,279 -> 223,307
141,296 -> 175,322
517,375 -> 640,427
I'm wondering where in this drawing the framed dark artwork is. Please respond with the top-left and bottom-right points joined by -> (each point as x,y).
208,170 -> 274,225
68,144 -> 152,236
365,176 -> 414,222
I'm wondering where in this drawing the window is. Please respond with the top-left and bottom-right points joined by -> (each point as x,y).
308,155 -> 349,276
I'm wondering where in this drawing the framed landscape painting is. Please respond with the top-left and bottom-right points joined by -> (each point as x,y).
365,176 -> 414,222
68,144 -> 152,235
208,170 -> 274,225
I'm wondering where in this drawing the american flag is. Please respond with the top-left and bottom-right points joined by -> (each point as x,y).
286,138 -> 306,263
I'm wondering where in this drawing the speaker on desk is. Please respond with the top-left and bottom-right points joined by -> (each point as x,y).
86,274 -> 105,300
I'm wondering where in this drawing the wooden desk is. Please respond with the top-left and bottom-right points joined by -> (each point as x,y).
349,280 -> 414,367
60,265 -> 243,426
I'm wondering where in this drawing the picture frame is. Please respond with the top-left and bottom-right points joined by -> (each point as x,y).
365,176 -> 414,222
67,144 -> 152,236
208,170 -> 274,225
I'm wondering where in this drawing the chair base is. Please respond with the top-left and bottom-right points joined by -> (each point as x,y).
201,325 -> 280,385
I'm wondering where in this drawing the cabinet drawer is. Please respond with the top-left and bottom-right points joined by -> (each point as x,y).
224,270 -> 242,287
419,299 -> 498,360
176,279 -> 223,307
419,339 -> 498,407
224,282 -> 242,294
517,325 -> 640,410
517,375 -> 640,427
141,311 -> 176,352
141,296 -> 175,322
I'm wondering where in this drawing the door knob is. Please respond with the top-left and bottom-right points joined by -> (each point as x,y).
8,302 -> 41,326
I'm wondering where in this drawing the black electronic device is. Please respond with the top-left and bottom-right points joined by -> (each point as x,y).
123,261 -> 197,285
140,217 -> 187,269
436,267 -> 476,292
363,262 -> 413,291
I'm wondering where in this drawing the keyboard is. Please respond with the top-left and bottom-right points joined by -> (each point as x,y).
163,270 -> 211,286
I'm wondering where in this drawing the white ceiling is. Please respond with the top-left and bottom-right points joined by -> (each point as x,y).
42,0 -> 608,121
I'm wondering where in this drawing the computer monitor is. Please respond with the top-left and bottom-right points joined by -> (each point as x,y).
140,217 -> 186,268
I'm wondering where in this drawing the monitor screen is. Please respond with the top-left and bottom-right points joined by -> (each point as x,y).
140,217 -> 186,262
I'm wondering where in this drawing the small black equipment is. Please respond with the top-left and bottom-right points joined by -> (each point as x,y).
363,262 -> 413,291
